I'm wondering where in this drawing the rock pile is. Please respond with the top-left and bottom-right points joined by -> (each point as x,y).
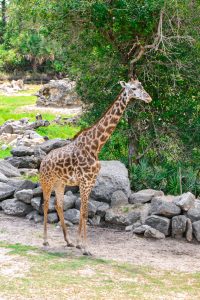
0,79 -> 24,94
5,138 -> 70,174
36,78 -> 81,107
0,158 -> 199,243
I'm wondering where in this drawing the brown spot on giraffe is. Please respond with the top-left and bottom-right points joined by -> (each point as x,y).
39,78 -> 152,255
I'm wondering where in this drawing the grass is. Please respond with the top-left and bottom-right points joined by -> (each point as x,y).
0,88 -> 80,158
0,242 -> 200,300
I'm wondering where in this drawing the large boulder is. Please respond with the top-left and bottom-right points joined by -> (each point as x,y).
39,139 -> 69,154
11,146 -> 35,157
186,218 -> 193,242
176,192 -> 195,211
110,190 -> 129,207
145,215 -> 170,236
0,160 -> 21,177
15,189 -> 33,204
171,215 -> 187,239
0,182 -> 16,200
64,208 -> 80,224
105,210 -> 128,226
1,198 -> 32,216
63,193 -> 77,211
36,78 -> 81,107
0,171 -> 9,183
75,198 -> 97,218
6,156 -> 40,169
144,227 -> 165,239
192,220 -> 200,242
187,200 -> 200,222
129,189 -> 164,204
91,161 -> 131,203
151,197 -> 181,217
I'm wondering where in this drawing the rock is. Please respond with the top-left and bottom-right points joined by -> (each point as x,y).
19,168 -> 39,177
193,220 -> 200,242
48,213 -> 58,223
1,198 -> 32,216
145,215 -> 170,236
144,227 -> 165,239
133,225 -> 151,234
0,171 -> 9,183
39,139 -> 69,154
129,189 -> 164,204
6,156 -> 40,169
125,223 -> 142,232
15,180 -> 36,193
36,78 -> 81,107
33,186 -> 43,197
15,189 -> 33,204
151,197 -> 181,217
96,202 -> 110,217
63,194 -> 76,211
0,159 -> 21,177
75,198 -> 97,218
64,209 -> 80,224
11,146 -> 35,157
90,215 -> 101,226
171,215 -> 187,238
176,192 -> 195,211
126,211 -> 141,225
91,161 -> 131,203
26,210 -> 38,221
34,212 -> 44,224
105,210 -> 128,226
139,203 -> 151,224
0,182 -> 16,200
110,190 -> 129,207
0,124 -> 14,134
187,201 -> 200,222
31,197 -> 42,213
186,218 -> 193,242
34,147 -> 46,162
48,197 -> 56,212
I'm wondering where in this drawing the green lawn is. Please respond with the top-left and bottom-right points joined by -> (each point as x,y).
0,90 -> 80,158
0,242 -> 200,300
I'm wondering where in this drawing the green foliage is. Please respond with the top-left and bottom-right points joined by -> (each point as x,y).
0,0 -> 199,195
130,160 -> 200,196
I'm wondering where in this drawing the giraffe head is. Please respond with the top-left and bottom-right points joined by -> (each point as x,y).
119,79 -> 152,103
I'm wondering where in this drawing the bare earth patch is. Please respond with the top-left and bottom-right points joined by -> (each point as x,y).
0,248 -> 30,278
0,212 -> 200,273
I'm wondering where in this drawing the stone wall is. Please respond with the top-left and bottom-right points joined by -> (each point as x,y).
0,158 -> 200,243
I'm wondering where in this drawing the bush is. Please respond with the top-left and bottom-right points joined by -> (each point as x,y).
0,46 -> 23,71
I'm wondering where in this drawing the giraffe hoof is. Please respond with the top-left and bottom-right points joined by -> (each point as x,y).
66,242 -> 75,248
43,241 -> 49,246
83,250 -> 92,256
76,244 -> 82,250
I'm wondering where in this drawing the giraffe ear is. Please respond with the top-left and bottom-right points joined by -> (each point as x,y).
119,81 -> 126,88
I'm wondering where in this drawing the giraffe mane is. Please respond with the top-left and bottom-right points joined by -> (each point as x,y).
73,88 -> 124,140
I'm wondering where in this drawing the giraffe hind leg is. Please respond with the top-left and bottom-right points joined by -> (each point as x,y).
54,182 -> 74,247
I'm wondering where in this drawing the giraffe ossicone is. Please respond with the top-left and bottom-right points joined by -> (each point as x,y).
39,78 -> 152,255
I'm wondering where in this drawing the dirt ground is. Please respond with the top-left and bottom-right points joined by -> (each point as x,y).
0,211 -> 200,273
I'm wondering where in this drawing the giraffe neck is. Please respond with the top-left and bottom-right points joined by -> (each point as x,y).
75,89 -> 132,155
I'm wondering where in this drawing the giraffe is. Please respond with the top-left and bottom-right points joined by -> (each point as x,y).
39,78 -> 152,255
